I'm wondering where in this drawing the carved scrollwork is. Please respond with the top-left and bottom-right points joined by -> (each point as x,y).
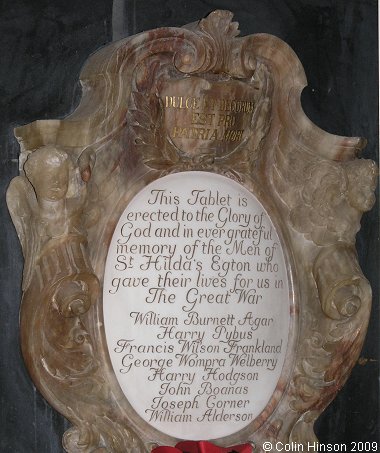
288,411 -> 319,446
8,144 -> 144,452
35,236 -> 100,383
313,245 -> 371,321
283,243 -> 373,444
176,10 -> 240,75
6,9 -> 378,453
63,416 -> 144,453
7,145 -> 105,394
290,313 -> 367,415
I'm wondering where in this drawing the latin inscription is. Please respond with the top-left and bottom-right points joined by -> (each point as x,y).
163,95 -> 254,143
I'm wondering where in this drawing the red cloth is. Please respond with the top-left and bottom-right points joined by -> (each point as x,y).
152,440 -> 253,453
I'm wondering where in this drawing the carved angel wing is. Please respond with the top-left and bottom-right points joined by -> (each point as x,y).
6,176 -> 40,290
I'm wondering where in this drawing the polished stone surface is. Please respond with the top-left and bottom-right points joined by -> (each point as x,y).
104,172 -> 291,439
1,2 -> 378,452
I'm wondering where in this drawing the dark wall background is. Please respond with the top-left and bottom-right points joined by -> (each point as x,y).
0,1 -> 378,451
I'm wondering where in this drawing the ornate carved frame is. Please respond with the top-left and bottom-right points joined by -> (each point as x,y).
7,10 -> 377,453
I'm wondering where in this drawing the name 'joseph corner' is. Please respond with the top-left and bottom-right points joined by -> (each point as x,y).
6,9 -> 377,453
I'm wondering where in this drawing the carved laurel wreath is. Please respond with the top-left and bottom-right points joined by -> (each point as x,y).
7,10 -> 377,453
126,65 -> 272,178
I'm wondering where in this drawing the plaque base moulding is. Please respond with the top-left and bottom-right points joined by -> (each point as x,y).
6,10 -> 378,453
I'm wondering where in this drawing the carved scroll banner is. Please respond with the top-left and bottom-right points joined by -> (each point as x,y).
6,10 -> 377,453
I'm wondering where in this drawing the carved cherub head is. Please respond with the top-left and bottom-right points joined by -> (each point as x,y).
345,159 -> 378,212
24,146 -> 70,202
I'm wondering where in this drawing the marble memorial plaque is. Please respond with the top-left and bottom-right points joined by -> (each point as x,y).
7,10 -> 377,453
104,172 -> 290,439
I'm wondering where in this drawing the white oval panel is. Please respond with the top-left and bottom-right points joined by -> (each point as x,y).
103,171 -> 290,439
